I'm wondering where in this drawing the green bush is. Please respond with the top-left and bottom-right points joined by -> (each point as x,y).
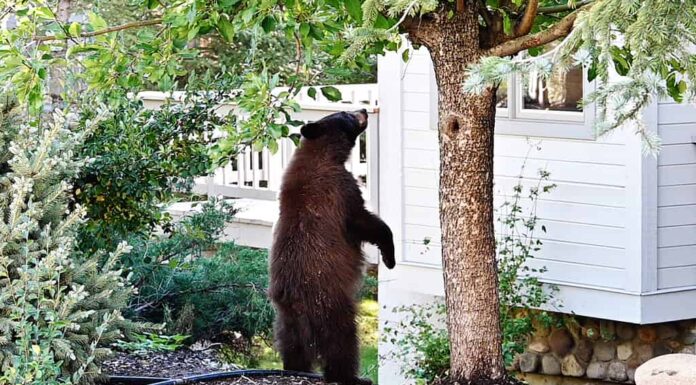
123,203 -> 274,341
74,89 -> 227,253
359,274 -> 378,301
383,167 -> 557,383
0,111 -> 147,385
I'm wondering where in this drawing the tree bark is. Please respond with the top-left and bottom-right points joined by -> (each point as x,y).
407,3 -> 505,383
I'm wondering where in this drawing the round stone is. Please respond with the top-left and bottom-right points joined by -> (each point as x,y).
541,354 -> 561,375
549,329 -> 574,356
635,353 -> 696,385
529,338 -> 550,354
680,346 -> 695,354
608,361 -> 628,381
574,338 -> 593,362
518,352 -> 539,373
617,323 -> 637,341
618,341 -> 634,361
636,344 -> 655,364
655,341 -> 675,357
594,341 -> 616,361
639,326 -> 658,343
681,331 -> 696,345
658,325 -> 679,340
561,354 -> 586,377
586,362 -> 608,379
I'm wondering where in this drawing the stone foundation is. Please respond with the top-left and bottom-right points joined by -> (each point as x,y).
512,317 -> 696,383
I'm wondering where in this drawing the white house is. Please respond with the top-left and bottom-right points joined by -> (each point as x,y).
377,46 -> 696,383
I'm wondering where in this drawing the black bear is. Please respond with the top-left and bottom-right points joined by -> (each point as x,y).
269,109 -> 395,385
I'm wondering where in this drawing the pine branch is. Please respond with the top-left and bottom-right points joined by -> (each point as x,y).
485,6 -> 587,57
538,0 -> 593,14
133,282 -> 266,312
515,0 -> 539,36
34,18 -> 163,42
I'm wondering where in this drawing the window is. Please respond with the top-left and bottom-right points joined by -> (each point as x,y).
495,54 -> 595,140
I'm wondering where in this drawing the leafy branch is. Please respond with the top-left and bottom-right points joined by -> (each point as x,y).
34,18 -> 163,42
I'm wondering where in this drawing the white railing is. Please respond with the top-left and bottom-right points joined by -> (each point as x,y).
139,84 -> 379,212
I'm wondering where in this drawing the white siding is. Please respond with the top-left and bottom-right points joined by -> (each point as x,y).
396,48 -> 630,290
657,101 -> 696,290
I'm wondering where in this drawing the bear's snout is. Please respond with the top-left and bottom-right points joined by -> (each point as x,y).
352,109 -> 368,130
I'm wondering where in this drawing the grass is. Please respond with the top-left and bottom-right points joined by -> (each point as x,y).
358,299 -> 379,383
250,299 -> 380,383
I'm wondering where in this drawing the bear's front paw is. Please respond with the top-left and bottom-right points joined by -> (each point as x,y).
381,245 -> 395,269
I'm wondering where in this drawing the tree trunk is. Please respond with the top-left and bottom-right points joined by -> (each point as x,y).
407,3 -> 505,383
49,0 -> 72,104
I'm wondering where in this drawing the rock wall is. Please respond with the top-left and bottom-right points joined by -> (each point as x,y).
512,317 -> 696,383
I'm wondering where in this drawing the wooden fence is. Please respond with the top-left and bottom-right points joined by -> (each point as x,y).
139,84 -> 380,211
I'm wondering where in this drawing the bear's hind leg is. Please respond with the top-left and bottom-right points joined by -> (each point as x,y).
275,312 -> 313,372
319,306 -> 370,385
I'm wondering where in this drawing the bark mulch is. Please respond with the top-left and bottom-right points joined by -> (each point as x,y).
208,376 -> 327,385
103,348 -> 238,379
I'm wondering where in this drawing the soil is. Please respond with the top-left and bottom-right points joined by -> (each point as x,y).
208,376 -> 328,385
103,348 -> 238,379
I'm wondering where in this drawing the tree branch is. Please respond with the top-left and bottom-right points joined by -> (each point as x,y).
34,18 -> 163,42
538,0 -> 593,14
485,6 -> 586,57
514,0 -> 538,37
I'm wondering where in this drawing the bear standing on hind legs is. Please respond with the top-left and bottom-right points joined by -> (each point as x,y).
269,109 -> 395,385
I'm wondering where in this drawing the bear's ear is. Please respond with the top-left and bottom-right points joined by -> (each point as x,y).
300,122 -> 323,139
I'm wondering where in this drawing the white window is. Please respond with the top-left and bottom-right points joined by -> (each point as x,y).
495,62 -> 595,140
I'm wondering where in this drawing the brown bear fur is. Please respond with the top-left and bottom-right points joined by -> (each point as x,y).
269,110 -> 395,385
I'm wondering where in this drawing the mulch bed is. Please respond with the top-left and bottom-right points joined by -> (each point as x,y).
208,376 -> 328,385
103,348 -> 238,379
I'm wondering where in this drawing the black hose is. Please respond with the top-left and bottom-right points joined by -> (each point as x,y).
150,369 -> 323,385
107,375 -> 172,385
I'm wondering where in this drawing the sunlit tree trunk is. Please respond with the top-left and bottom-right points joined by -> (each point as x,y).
406,3 -> 505,383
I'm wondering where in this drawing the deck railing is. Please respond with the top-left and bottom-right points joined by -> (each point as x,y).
139,84 -> 379,211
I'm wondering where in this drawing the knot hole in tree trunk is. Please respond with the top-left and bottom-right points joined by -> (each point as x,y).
444,115 -> 461,137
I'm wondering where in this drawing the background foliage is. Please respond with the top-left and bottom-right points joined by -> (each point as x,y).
73,83 -> 228,253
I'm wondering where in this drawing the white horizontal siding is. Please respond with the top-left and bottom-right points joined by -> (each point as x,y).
397,49 -> 630,292
656,111 -> 696,289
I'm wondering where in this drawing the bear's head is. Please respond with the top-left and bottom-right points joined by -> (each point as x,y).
299,109 -> 368,162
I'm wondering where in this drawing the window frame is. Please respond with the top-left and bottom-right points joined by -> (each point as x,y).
495,67 -> 596,141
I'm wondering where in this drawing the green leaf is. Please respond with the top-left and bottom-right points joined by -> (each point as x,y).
187,26 -> 201,41
261,16 -> 277,33
320,86 -> 342,102
502,12 -> 512,35
33,7 -> 54,19
69,22 -> 82,37
307,87 -> 317,100
87,12 -> 108,31
345,0 -> 363,23
268,140 -> 279,154
299,23 -> 310,38
216,18 -> 235,42
289,133 -> 302,146
402,49 -> 410,62
147,0 -> 160,9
